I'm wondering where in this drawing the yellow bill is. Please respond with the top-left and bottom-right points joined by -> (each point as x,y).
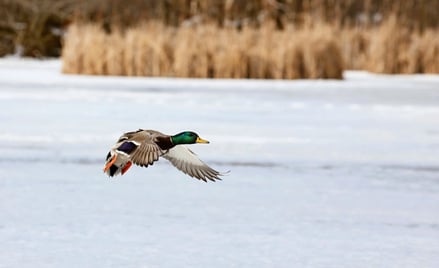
196,137 -> 210,144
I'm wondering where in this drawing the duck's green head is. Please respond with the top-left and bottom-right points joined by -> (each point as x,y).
171,131 -> 210,145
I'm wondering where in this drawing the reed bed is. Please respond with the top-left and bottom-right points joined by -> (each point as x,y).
340,17 -> 439,74
62,22 -> 344,79
371,18 -> 439,74
62,19 -> 439,78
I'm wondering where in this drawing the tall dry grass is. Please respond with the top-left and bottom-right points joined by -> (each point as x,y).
340,17 -> 439,74
62,22 -> 344,79
419,30 -> 439,73
62,18 -> 439,78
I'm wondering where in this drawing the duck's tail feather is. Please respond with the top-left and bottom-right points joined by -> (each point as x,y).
104,151 -> 132,177
108,164 -> 119,177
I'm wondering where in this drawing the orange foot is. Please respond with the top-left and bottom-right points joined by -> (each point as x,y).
121,161 -> 132,175
103,154 -> 118,172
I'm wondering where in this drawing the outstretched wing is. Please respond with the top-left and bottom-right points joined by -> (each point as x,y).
118,130 -> 165,167
162,145 -> 223,182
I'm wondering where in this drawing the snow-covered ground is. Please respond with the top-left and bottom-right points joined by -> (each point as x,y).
1,58 -> 439,268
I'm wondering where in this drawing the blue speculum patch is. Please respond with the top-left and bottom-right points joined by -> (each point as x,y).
117,141 -> 138,154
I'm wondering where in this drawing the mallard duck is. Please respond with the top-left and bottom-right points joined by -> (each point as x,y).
103,129 -> 224,182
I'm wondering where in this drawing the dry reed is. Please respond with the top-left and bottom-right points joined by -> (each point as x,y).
62,22 -> 344,79
340,16 -> 439,74
62,15 -> 439,78
420,30 -> 439,73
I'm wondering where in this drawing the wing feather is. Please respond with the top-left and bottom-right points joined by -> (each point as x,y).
163,145 -> 223,181
125,130 -> 166,167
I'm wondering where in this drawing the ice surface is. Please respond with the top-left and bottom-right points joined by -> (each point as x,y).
1,57 -> 439,268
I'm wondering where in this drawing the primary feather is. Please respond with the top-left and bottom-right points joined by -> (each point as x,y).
163,146 -> 222,182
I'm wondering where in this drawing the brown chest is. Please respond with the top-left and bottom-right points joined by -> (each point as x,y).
155,136 -> 175,150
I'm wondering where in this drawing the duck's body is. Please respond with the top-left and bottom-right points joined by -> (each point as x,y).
104,129 -> 223,182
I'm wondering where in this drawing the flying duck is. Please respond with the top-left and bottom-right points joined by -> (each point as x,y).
104,129 -> 224,182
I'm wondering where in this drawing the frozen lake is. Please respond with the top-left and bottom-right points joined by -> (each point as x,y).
1,58 -> 439,268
